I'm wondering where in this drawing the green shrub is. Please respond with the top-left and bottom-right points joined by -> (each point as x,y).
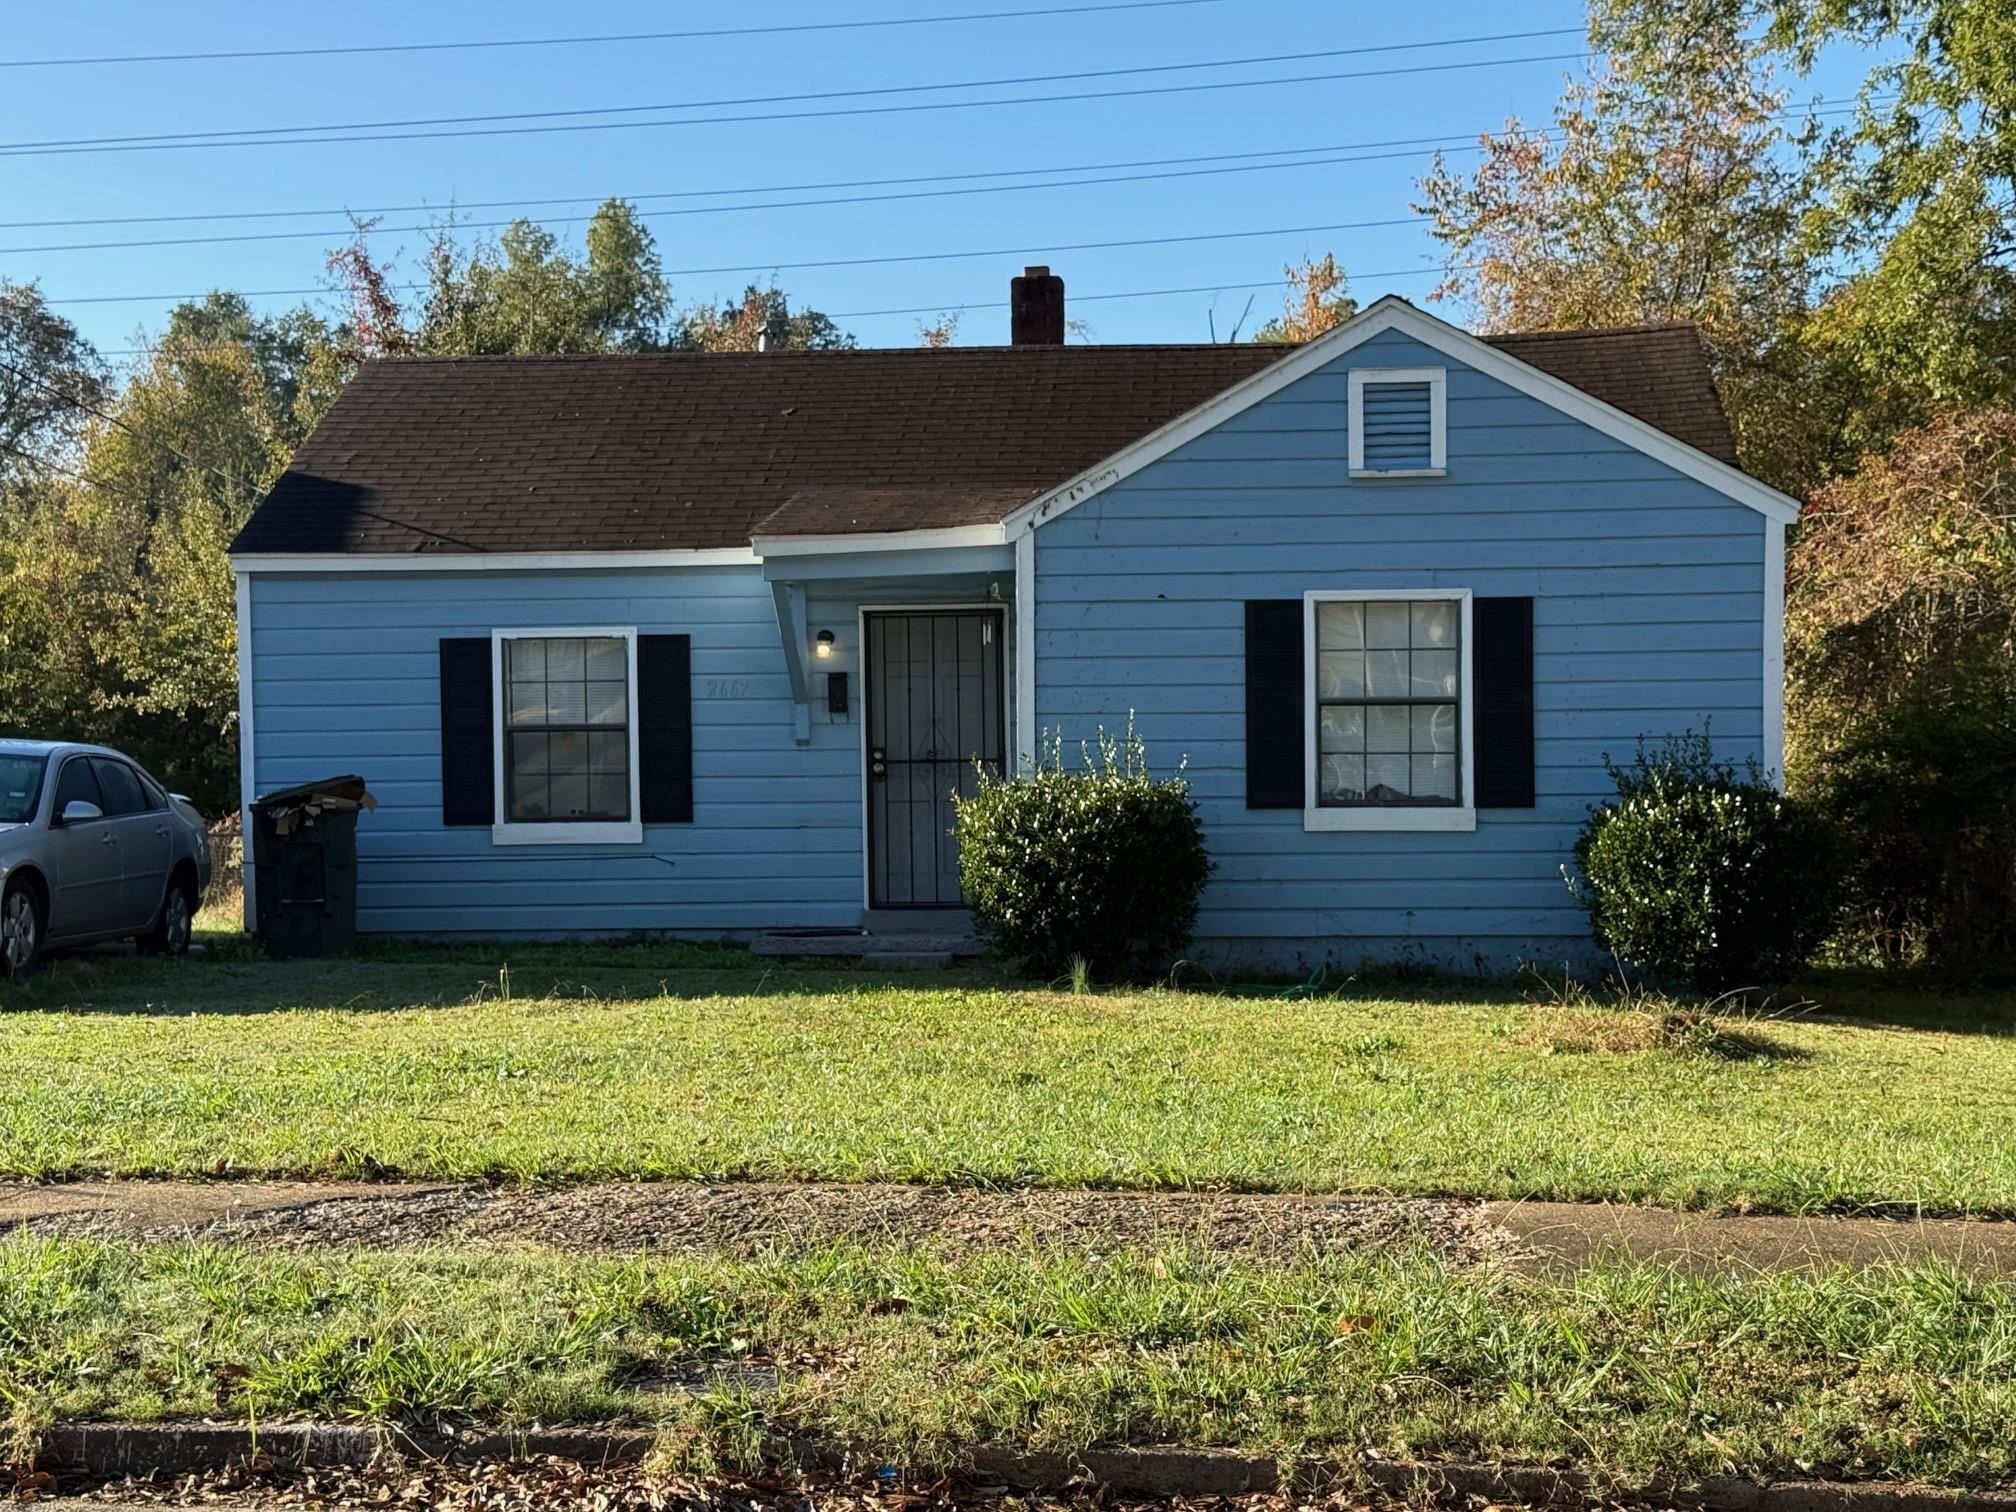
1569,733 -> 1841,992
1805,688 -> 2016,975
953,724 -> 1211,979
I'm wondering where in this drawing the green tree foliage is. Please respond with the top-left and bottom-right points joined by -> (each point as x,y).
1415,6 -> 1829,490
0,294 -> 339,813
1789,412 -> 2016,969
669,282 -> 857,353
0,280 -> 106,486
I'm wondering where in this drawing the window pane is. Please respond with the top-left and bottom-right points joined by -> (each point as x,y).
1413,753 -> 1458,803
546,638 -> 587,681
508,733 -> 548,820
1317,602 -> 1364,650
548,770 -> 589,820
585,680 -> 628,725
1317,652 -> 1366,700
546,681 -> 587,725
1319,754 -> 1364,804
1413,703 -> 1458,753
1365,753 -> 1411,802
507,639 -> 545,681
1366,602 -> 1411,648
1365,648 -> 1409,697
548,729 -> 589,773
1411,648 -> 1459,697
1318,706 -> 1364,753
585,637 -> 626,680
508,681 -> 547,726
588,772 -> 629,819
1411,600 -> 1457,648
511,731 -> 549,780
1366,705 -> 1410,753
588,730 -> 627,774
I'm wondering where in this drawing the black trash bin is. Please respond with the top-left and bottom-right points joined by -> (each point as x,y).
250,776 -> 375,959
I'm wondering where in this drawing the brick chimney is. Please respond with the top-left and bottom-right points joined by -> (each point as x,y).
1010,265 -> 1065,346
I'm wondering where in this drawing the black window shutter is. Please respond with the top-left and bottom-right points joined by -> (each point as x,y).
1244,600 -> 1305,809
1473,596 -> 1535,808
638,634 -> 694,824
438,637 -> 495,826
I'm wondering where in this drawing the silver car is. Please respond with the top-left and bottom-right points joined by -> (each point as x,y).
0,739 -> 212,976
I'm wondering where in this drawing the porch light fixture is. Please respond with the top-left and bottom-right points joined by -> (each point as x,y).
814,629 -> 835,659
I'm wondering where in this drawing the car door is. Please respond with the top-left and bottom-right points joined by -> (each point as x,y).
42,757 -> 123,940
92,757 -> 172,930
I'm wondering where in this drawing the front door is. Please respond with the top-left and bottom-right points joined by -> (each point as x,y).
864,609 -> 1006,907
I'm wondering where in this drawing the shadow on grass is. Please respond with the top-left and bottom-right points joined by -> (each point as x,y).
0,932 -> 1017,1018
1797,968 -> 2016,1036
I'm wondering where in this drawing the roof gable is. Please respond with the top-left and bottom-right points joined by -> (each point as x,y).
1005,298 -> 1797,537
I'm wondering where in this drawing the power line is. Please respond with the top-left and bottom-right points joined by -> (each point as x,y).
0,50 -> 1587,158
0,134 -> 1513,234
0,152 -> 1454,258
0,357 -> 268,500
36,218 -> 1434,308
0,1 -> 1234,70
3,30 -> 1583,153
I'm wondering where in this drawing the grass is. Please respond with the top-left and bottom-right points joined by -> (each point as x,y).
4,1233 -> 2014,1486
1,938 -> 2013,1212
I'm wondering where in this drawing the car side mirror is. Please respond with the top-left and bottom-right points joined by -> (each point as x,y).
56,799 -> 103,826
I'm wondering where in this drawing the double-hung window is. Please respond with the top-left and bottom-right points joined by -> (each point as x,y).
1305,590 -> 1475,832
492,628 -> 643,845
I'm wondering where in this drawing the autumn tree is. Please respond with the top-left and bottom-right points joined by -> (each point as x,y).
1252,253 -> 1357,343
670,282 -> 856,353
1415,6 -> 1829,489
0,281 -> 106,486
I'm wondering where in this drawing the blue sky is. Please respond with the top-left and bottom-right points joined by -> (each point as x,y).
1,0 -> 1871,355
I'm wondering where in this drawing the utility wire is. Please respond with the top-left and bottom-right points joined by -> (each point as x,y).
35,218 -> 1432,307
0,50 -> 1587,158
2,30 -> 1583,153
0,134 -> 1514,233
0,158 -> 1446,257
0,356 -> 268,500
0,0 -> 1234,69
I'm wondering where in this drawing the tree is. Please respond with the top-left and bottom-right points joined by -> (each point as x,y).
916,311 -> 961,348
1415,6 -> 1830,490
670,282 -> 856,353
0,280 -> 106,485
1252,253 -> 1357,343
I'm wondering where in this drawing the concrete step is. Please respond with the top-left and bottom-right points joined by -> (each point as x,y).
860,950 -> 956,970
861,907 -> 976,935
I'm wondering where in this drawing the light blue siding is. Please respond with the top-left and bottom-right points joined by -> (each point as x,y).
245,566 -> 1005,934
1030,328 -> 1769,971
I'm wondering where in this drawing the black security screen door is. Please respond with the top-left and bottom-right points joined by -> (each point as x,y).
864,609 -> 1007,907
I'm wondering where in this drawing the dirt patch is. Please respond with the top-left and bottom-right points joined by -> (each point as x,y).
2,1178 -> 1515,1266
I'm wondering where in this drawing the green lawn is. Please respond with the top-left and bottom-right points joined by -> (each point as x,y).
6,1233 -> 2014,1485
3,939 -> 2013,1213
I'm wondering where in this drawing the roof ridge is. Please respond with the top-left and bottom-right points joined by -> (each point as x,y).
1488,320 -> 1702,341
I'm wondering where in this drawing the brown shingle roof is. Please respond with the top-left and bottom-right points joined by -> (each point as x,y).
231,322 -> 1741,557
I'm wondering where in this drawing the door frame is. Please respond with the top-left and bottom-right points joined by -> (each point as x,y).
857,602 -> 1010,910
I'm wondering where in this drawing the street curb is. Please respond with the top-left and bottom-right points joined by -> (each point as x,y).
35,1423 -> 2016,1509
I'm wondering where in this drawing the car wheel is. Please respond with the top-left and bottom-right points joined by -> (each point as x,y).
1,879 -> 42,978
140,876 -> 196,958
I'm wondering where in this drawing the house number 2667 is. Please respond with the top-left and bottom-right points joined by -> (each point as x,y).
706,678 -> 755,699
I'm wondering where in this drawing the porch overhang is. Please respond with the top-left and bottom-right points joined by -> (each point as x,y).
753,528 -> 1016,745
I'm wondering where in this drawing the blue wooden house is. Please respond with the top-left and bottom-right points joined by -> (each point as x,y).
229,273 -> 1800,970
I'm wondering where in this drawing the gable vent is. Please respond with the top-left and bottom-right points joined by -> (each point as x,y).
1359,380 -> 1435,471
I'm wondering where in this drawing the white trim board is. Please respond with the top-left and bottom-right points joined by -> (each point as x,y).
1763,518 -> 1786,789
489,626 -> 644,847
232,548 -> 759,574
1002,295 -> 1802,538
753,523 -> 1008,557
234,571 -> 258,932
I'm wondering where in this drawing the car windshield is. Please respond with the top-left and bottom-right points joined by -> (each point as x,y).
0,754 -> 49,825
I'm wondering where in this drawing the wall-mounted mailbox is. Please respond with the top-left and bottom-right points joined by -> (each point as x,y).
827,671 -> 849,715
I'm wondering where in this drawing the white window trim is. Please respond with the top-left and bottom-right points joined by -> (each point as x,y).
1348,366 -> 1447,478
1303,589 -> 1476,833
490,626 -> 644,847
